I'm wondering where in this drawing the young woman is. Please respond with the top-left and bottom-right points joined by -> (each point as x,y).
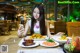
18,5 -> 51,37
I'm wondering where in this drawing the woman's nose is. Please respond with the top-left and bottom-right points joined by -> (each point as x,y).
36,14 -> 38,17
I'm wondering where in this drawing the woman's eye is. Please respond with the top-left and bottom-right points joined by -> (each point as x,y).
33,11 -> 39,14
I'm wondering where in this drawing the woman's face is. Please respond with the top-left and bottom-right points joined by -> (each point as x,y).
33,7 -> 40,19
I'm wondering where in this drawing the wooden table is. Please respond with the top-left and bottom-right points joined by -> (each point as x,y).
2,37 -> 65,53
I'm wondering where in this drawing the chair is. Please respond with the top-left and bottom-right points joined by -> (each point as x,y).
0,21 -> 5,35
54,21 -> 67,34
67,22 -> 80,36
1,20 -> 10,35
10,21 -> 18,30
0,20 -> 4,23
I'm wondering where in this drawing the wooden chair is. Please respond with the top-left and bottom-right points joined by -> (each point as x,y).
67,22 -> 80,36
0,20 -> 4,23
1,20 -> 10,35
10,21 -> 18,30
54,21 -> 67,34
0,21 -> 5,35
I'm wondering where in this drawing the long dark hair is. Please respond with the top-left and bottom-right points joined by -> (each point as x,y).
31,5 -> 46,35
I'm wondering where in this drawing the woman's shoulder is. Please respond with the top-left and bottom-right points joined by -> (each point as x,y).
26,19 -> 31,24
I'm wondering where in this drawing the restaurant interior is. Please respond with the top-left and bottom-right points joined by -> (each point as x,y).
0,0 -> 80,53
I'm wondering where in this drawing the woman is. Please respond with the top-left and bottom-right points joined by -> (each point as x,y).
18,5 -> 51,37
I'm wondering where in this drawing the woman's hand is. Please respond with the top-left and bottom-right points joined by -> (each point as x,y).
56,32 -> 65,36
18,24 -> 24,38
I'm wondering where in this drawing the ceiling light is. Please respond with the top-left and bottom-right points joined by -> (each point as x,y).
12,0 -> 15,2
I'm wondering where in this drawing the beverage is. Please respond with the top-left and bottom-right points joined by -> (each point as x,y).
19,24 -> 24,30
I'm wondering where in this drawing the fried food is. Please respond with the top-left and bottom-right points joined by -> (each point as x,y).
29,34 -> 45,39
59,35 -> 67,40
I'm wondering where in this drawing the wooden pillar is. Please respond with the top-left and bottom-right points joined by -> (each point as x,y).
67,2 -> 70,21
54,0 -> 58,21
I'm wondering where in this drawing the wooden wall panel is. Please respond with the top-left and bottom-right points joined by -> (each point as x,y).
0,0 -> 5,2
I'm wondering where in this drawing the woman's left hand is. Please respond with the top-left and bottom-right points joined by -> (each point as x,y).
47,34 -> 53,38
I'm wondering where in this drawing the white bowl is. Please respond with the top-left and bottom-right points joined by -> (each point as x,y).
52,36 -> 72,44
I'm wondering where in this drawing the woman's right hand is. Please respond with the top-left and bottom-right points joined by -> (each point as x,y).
18,24 -> 24,38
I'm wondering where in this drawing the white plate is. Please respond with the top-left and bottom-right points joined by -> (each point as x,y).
18,38 -> 39,47
52,36 -> 72,43
40,41 -> 59,47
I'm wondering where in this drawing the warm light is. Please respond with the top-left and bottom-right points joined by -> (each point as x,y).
17,13 -> 22,16
0,10 -> 4,13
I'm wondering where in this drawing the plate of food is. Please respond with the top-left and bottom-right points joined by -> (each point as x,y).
25,34 -> 47,40
18,38 -> 39,47
40,38 -> 59,47
52,35 -> 72,43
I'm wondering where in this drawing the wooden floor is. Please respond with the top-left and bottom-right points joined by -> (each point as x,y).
0,30 -> 18,45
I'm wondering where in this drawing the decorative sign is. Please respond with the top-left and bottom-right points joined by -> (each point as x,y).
1,45 -> 8,53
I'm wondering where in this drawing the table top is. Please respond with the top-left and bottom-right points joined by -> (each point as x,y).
1,37 -> 65,53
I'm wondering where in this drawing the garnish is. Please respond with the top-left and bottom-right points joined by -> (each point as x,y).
47,38 -> 54,42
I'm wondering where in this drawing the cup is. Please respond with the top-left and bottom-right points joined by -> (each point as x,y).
19,24 -> 24,30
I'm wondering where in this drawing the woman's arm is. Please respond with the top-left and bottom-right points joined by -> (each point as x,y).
18,24 -> 24,38
45,20 -> 52,37
18,20 -> 30,38
23,21 -> 30,36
